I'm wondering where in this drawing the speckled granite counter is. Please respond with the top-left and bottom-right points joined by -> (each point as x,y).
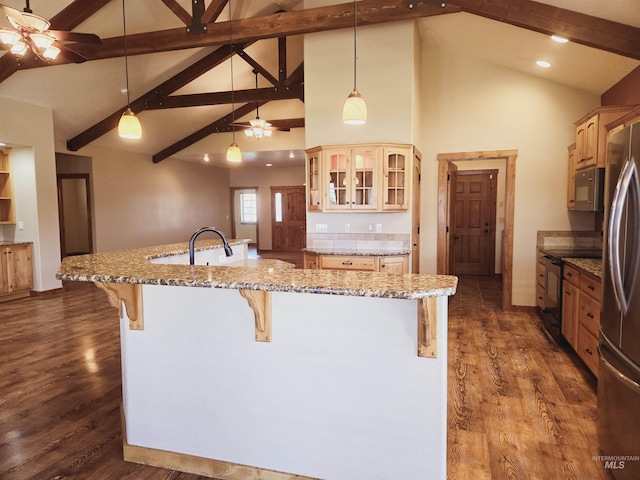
0,241 -> 33,246
564,257 -> 603,279
58,241 -> 456,299
58,240 -> 455,479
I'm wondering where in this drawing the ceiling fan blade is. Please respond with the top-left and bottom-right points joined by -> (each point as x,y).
48,30 -> 102,45
56,43 -> 88,63
0,4 -> 29,28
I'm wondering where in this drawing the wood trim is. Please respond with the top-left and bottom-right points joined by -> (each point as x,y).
437,150 -> 517,311
95,282 -> 144,330
239,290 -> 272,342
418,297 -> 438,358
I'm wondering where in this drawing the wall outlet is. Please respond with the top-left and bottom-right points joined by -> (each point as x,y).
316,224 -> 328,233
368,223 -> 374,232
18,221 -> 24,230
345,223 -> 350,232
376,224 -> 383,233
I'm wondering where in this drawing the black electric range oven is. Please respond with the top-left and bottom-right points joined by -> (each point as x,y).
539,248 -> 602,343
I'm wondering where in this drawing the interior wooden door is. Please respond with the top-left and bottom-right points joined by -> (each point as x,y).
57,174 -> 93,258
453,170 -> 497,275
447,162 -> 458,274
271,186 -> 306,252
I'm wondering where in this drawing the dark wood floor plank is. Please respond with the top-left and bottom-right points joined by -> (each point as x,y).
0,273 -> 614,479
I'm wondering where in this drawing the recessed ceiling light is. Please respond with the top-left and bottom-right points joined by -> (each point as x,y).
266,163 -> 273,167
536,60 -> 551,68
0,142 -> 6,146
289,151 -> 295,159
551,35 -> 569,43
203,153 -> 210,162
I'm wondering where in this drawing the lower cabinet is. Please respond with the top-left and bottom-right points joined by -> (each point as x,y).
303,252 -> 409,273
561,263 -> 601,377
0,243 -> 33,301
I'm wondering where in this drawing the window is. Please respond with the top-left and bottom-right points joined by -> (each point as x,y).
240,192 -> 257,224
274,192 -> 282,222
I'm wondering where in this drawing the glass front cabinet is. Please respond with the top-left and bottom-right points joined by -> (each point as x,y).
305,143 -> 412,213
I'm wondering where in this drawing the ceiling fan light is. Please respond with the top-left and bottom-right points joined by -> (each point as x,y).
118,108 -> 142,139
0,28 -> 20,47
42,44 -> 60,60
244,128 -> 254,138
21,12 -> 51,32
31,33 -> 56,52
226,142 -> 242,163
264,129 -> 273,138
10,39 -> 28,57
343,89 -> 367,125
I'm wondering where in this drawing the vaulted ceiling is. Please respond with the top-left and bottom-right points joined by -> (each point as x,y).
0,0 -> 638,167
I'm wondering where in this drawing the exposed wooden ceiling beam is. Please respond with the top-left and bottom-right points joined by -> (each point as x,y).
202,0 -> 229,25
145,85 -> 304,110
450,0 -> 640,60
67,41 -> 253,152
160,0 -> 192,27
152,102 -> 258,163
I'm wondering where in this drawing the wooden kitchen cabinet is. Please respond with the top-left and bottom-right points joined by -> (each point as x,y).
0,148 -> 16,224
379,255 -> 409,273
305,143 -> 413,213
566,143 -> 577,210
306,148 -> 322,212
561,264 -> 580,349
560,262 -> 601,377
303,252 -> 410,273
382,146 -> 411,210
536,250 -> 546,310
0,243 -> 33,301
573,106 -> 633,171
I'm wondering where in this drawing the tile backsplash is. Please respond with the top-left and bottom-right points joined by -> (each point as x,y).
537,230 -> 602,249
307,233 -> 410,252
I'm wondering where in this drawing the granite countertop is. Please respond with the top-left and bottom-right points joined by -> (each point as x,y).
564,257 -> 603,279
57,240 -> 457,300
303,248 -> 411,256
0,241 -> 33,246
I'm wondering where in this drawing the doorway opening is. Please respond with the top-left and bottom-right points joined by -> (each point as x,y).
437,150 -> 517,310
57,174 -> 93,258
231,187 -> 259,248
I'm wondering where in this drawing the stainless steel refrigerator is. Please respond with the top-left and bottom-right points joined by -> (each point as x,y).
598,120 -> 640,479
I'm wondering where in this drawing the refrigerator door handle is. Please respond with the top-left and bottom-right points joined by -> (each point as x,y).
598,344 -> 640,393
608,157 -> 637,314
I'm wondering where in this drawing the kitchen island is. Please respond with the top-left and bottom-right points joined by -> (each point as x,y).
57,239 -> 457,480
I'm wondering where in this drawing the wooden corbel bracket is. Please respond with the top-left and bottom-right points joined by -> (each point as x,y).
239,289 -> 272,342
96,282 -> 144,330
418,297 -> 438,358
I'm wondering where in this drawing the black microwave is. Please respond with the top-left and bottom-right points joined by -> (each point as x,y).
574,167 -> 605,212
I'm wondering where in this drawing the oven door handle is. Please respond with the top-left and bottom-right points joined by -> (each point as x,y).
542,255 -> 563,266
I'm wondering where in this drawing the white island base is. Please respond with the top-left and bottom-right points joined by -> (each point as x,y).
115,284 -> 448,480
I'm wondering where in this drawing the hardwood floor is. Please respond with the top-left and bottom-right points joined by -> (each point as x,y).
0,278 -> 614,479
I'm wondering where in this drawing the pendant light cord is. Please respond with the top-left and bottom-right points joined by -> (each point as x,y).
229,0 -> 236,143
122,0 -> 131,107
353,0 -> 357,91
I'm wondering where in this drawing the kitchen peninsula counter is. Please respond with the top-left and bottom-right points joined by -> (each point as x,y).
57,240 -> 457,480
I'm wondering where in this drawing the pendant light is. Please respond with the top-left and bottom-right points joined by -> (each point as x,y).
342,0 -> 367,125
226,0 -> 241,163
118,0 -> 142,140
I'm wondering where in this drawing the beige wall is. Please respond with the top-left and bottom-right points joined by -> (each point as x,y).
79,146 -> 232,252
230,165 -> 305,250
420,47 -> 600,306
0,97 -> 61,292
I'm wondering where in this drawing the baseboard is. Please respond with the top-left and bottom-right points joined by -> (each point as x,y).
31,287 -> 66,297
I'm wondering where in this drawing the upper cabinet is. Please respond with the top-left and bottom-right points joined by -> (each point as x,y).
567,143 -> 577,210
574,106 -> 634,171
306,143 -> 413,213
0,148 -> 16,225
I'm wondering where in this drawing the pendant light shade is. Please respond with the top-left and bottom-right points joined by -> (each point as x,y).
118,108 -> 142,139
342,89 -> 367,125
226,142 -> 242,163
226,0 -> 241,162
118,0 -> 141,140
343,0 -> 366,125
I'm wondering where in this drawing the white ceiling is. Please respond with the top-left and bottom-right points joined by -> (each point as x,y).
0,0 -> 638,168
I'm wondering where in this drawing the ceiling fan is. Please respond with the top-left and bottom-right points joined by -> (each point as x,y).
0,0 -> 101,63
231,70 -> 291,139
